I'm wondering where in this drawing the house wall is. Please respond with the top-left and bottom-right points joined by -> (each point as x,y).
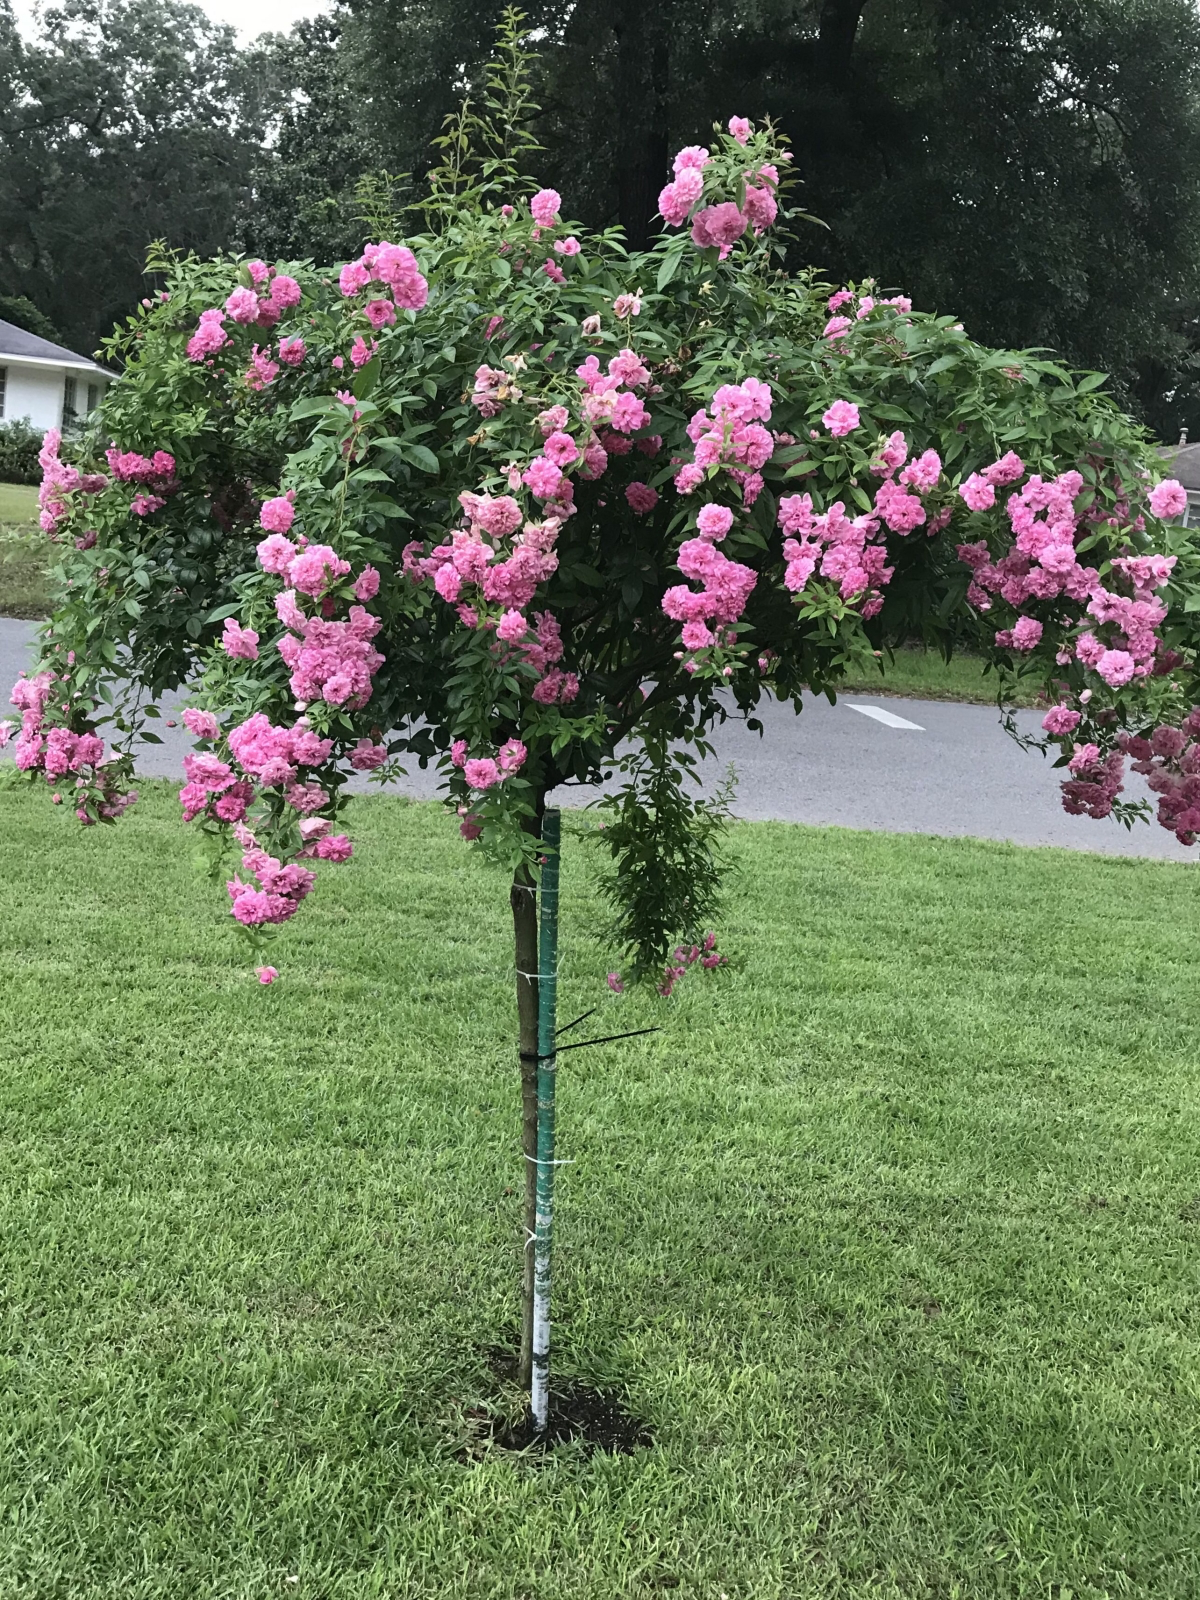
0,362 -> 108,430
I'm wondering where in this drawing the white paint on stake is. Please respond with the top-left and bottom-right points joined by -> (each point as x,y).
845,703 -> 925,731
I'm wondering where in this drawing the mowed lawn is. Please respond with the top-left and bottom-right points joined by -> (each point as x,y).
839,644 -> 1036,706
1,784 -> 1199,1598
0,481 -> 52,618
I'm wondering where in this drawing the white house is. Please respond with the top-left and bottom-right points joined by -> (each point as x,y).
0,318 -> 113,431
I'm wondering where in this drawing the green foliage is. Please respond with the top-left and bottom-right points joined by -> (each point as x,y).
0,293 -> 60,343
0,0 -> 272,358
0,418 -> 42,485
595,731 -> 735,979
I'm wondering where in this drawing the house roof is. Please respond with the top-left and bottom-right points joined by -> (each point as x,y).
1161,440 -> 1200,493
0,318 -> 112,376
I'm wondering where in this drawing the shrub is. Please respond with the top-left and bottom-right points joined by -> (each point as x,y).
0,419 -> 43,486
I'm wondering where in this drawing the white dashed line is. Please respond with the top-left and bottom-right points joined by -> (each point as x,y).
845,703 -> 925,731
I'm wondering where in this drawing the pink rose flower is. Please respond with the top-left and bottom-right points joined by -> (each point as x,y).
1148,479 -> 1187,519
221,619 -> 259,660
260,496 -> 295,534
530,188 -> 561,227
464,757 -> 501,791
822,400 -> 860,437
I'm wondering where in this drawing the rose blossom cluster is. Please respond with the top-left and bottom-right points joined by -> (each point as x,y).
255,519 -> 385,710
674,376 -> 774,507
663,380 -> 783,670
470,353 -> 526,420
663,502 -> 758,672
777,494 -> 894,619
498,188 -> 581,284
957,461 -> 1177,686
764,426 -> 949,629
1052,740 -> 1127,820
178,711 -> 337,828
178,713 -> 364,926
823,286 -> 913,344
863,426 -> 946,535
657,121 -> 782,257
172,497 -> 387,941
105,444 -> 177,517
451,736 -> 527,792
407,342 -> 662,700
225,819 -> 319,927
7,669 -> 136,823
38,430 -> 109,536
1115,710 -> 1200,842
403,491 -> 578,705
449,740 -> 528,842
186,264 -> 303,361
338,242 -> 429,321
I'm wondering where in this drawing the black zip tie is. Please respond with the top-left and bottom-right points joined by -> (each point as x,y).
543,1026 -> 662,1057
555,1007 -> 597,1038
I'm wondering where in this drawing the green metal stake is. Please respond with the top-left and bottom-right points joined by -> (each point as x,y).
530,808 -> 561,1432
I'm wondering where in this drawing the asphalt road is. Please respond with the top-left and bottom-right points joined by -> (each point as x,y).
2,616 -> 1192,861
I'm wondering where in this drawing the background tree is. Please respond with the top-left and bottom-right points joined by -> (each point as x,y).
294,0 -> 1200,434
6,0 -> 1200,430
0,294 -> 62,342
0,0 -> 270,358
240,15 -> 380,267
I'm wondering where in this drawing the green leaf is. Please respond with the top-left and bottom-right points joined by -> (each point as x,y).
656,243 -> 687,292
352,356 -> 381,398
402,444 -> 440,474
290,397 -> 340,421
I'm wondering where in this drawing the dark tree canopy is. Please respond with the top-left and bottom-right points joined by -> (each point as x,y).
268,0 -> 1200,436
0,294 -> 61,343
4,0 -> 1200,435
240,14 -> 379,267
0,0 -> 269,358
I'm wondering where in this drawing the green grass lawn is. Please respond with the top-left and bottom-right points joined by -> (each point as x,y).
839,645 -> 1034,706
0,481 -> 53,619
2,783 -> 1198,1598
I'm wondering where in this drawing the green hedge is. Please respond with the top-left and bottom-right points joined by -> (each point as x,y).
0,418 -> 42,485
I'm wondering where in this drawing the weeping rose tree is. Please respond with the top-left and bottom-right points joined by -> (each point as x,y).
8,17 -> 1200,1422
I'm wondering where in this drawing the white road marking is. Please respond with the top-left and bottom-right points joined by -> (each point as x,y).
845,703 -> 925,731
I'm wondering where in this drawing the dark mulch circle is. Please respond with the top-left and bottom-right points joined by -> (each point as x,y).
457,1346 -> 654,1459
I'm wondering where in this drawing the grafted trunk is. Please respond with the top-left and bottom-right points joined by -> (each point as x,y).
512,861 -> 539,1389
512,796 -> 547,1388
530,808 -> 561,1430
